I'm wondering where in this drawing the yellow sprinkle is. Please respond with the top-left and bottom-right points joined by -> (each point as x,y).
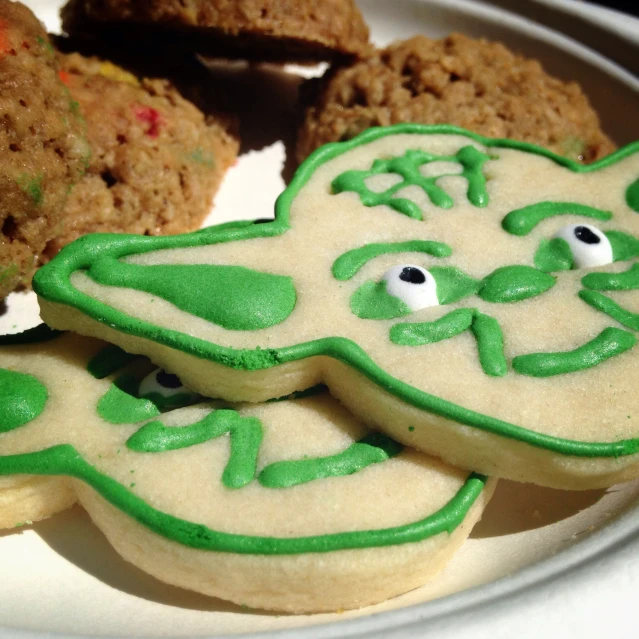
99,62 -> 139,86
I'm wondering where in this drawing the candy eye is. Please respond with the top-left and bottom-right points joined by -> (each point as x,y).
138,369 -> 195,401
552,224 -> 613,268
382,265 -> 439,311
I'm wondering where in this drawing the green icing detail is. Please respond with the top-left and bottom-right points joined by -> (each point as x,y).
582,264 -> 639,291
471,312 -> 507,377
331,145 -> 491,219
98,374 -> 161,424
501,202 -> 613,236
88,344 -> 138,379
605,231 -> 639,262
351,280 -> 411,320
16,174 -> 44,206
0,445 -> 486,554
332,241 -> 452,281
0,324 -> 62,346
478,265 -> 556,303
126,410 -> 262,489
33,123 -> 639,458
88,258 -> 296,331
512,327 -> 636,377
258,432 -> 403,489
429,267 -> 479,305
0,368 -> 48,432
534,238 -> 573,273
390,309 -> 475,345
390,309 -> 506,377
579,290 -> 639,331
626,177 -> 639,213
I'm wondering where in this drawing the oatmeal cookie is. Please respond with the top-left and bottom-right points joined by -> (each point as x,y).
60,0 -> 370,62
296,34 -> 615,163
0,1 -> 89,298
45,52 -> 238,256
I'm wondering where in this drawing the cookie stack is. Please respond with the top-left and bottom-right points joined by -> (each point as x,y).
3,124 -> 639,612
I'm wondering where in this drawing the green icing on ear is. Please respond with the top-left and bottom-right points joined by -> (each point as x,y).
88,258 -> 296,331
579,290 -> 639,330
390,309 -> 475,345
0,369 -> 48,432
471,312 -> 507,377
501,201 -> 613,236
479,266 -> 555,303
513,327 -> 636,377
429,267 -> 479,304
582,263 -> 639,291
605,231 -> 639,262
258,432 -> 403,489
87,344 -> 138,379
98,374 -> 161,424
331,145 -> 490,219
0,324 -> 62,345
126,410 -> 263,489
626,177 -> 639,213
332,241 -> 452,281
351,280 -> 411,320
534,238 -> 573,273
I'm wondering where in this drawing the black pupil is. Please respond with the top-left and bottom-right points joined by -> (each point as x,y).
574,226 -> 601,245
399,267 -> 426,284
156,370 -> 183,389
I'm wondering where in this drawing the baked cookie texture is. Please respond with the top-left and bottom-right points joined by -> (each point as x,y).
36,125 -> 639,489
44,52 -> 239,256
297,34 -> 615,164
60,0 -> 370,62
0,330 -> 494,612
0,0 -> 89,298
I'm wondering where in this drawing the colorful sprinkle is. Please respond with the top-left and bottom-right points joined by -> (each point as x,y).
134,105 -> 163,138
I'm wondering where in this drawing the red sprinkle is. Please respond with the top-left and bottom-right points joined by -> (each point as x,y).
134,105 -> 163,138
58,70 -> 71,86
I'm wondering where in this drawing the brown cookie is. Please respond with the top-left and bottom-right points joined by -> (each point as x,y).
296,33 -> 615,164
60,0 -> 370,62
44,52 -> 239,256
0,0 -> 90,298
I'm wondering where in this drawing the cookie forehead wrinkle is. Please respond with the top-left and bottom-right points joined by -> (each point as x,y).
35,124 -> 639,486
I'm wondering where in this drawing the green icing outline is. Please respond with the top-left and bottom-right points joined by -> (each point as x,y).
33,123 -> 639,458
501,202 -> 613,236
332,241 -> 452,281
258,432 -> 404,489
127,409 -> 263,489
331,145 -> 491,219
0,445 -> 486,554
512,328 -> 636,377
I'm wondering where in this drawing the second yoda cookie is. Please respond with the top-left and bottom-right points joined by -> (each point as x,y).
0,330 -> 493,613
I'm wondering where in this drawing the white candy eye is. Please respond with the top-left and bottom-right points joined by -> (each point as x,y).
382,265 -> 439,311
139,369 -> 189,398
552,224 -> 613,269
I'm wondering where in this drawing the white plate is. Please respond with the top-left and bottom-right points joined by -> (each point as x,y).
2,1 -> 639,637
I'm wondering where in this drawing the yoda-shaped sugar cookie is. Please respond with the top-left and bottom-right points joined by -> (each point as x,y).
0,328 -> 492,613
35,124 -> 639,489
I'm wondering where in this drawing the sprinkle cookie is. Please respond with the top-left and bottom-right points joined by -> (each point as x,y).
0,328 -> 492,612
36,124 -> 639,489
0,1 -> 90,297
